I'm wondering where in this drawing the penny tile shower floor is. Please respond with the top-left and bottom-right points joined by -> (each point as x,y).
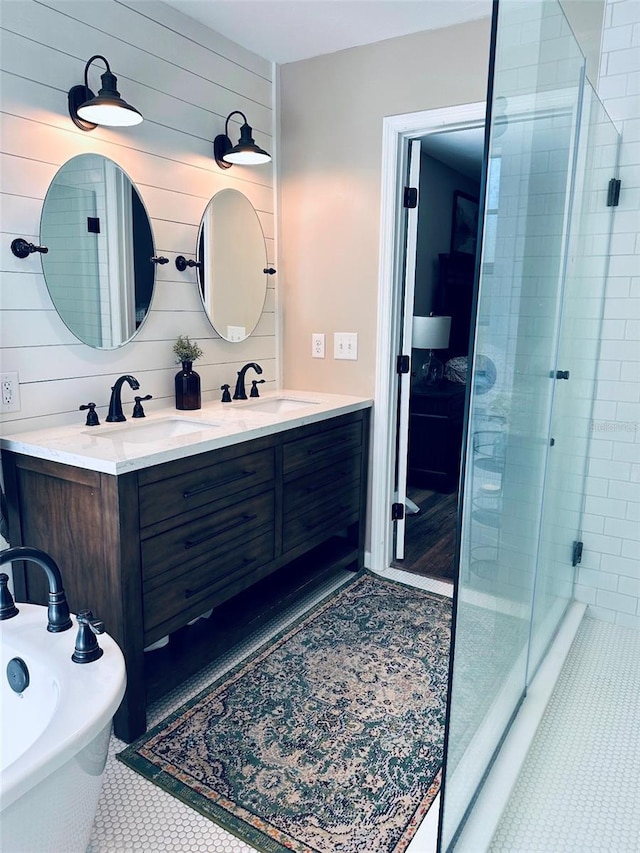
88,568 -> 451,853
489,616 -> 640,853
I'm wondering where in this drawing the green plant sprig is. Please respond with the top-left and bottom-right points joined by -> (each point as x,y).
173,335 -> 203,363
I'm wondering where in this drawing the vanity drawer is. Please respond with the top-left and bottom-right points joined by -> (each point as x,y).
282,420 -> 362,476
283,481 -> 361,553
138,448 -> 275,528
283,452 -> 361,518
141,489 -> 274,585
143,529 -> 274,644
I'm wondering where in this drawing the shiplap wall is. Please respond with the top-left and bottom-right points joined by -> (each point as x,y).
0,0 -> 276,434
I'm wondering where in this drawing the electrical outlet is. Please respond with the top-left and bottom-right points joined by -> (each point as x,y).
312,333 -> 325,358
227,325 -> 246,342
0,372 -> 21,413
334,332 -> 358,361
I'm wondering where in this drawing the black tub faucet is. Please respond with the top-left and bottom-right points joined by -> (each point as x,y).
0,546 -> 72,632
72,609 -> 105,663
0,573 -> 18,620
233,363 -> 263,400
106,375 -> 140,422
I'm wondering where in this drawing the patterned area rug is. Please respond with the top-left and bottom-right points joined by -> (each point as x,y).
118,571 -> 452,853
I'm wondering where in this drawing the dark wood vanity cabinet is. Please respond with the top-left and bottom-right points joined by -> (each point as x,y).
3,408 -> 370,742
137,446 -> 277,646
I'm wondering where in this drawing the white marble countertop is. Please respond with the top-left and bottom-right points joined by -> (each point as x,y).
0,390 -> 372,475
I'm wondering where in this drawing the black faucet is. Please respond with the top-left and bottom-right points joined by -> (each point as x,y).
250,379 -> 266,398
233,363 -> 263,400
132,394 -> 152,418
106,374 -> 140,422
0,546 -> 72,632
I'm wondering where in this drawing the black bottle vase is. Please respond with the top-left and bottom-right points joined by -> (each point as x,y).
175,361 -> 201,410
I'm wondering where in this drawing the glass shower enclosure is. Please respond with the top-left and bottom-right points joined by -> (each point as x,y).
439,0 -> 620,847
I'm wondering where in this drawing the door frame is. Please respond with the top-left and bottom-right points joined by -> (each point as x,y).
369,101 -> 486,573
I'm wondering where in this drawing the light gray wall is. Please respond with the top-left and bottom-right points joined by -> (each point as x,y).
0,0 -> 275,434
278,19 -> 492,396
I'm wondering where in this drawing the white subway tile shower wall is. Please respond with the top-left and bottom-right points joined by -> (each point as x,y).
0,0 -> 276,433
578,0 -> 640,628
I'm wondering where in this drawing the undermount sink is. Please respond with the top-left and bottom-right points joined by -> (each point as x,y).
89,418 -> 222,443
239,397 -> 320,414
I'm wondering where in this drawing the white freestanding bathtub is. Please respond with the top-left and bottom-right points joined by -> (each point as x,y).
1,602 -> 126,853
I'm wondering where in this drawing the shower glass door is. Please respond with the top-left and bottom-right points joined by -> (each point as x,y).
526,80 -> 620,677
439,0 -> 587,846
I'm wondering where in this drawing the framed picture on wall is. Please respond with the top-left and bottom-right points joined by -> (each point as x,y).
450,190 -> 479,256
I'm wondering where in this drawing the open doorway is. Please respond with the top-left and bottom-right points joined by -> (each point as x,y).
369,101 -> 486,579
392,125 -> 484,584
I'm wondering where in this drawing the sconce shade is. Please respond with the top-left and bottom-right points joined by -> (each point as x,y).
68,55 -> 143,131
412,315 -> 452,350
214,111 -> 271,168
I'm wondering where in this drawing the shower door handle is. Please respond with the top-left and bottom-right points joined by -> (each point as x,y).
554,370 -> 570,380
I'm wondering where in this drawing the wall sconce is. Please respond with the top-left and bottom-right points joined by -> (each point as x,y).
68,54 -> 143,131
213,111 -> 271,168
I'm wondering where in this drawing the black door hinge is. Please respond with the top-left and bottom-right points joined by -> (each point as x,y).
404,187 -> 418,208
607,178 -> 621,207
572,540 -> 584,567
397,354 -> 410,374
392,502 -> 405,521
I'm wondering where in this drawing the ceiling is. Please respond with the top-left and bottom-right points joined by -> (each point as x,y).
165,0 -> 492,65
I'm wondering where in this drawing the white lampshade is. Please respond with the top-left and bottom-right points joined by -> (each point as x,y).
412,315 -> 451,350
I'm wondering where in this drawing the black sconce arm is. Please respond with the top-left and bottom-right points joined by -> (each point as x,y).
225,110 -> 248,137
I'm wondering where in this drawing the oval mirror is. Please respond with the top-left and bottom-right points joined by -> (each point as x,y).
197,188 -> 267,342
40,154 -> 155,349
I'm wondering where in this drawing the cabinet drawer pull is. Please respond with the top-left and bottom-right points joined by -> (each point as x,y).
184,557 -> 257,598
183,513 -> 258,549
183,469 -> 256,499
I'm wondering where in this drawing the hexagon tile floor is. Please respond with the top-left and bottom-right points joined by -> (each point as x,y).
87,567 -> 450,853
489,617 -> 640,853
88,582 -> 638,853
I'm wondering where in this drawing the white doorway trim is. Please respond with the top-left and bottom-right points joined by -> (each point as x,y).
369,101 -> 486,574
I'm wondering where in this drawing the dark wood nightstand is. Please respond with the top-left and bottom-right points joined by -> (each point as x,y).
408,381 -> 466,490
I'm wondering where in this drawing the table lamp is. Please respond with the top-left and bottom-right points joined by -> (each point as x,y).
412,315 -> 452,388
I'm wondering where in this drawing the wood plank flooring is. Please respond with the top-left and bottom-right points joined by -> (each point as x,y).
392,487 -> 458,582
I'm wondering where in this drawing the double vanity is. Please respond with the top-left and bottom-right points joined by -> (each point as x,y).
5,149 -> 371,743
1,391 -> 371,741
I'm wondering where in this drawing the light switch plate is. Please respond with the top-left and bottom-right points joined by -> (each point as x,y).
334,332 -> 358,360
